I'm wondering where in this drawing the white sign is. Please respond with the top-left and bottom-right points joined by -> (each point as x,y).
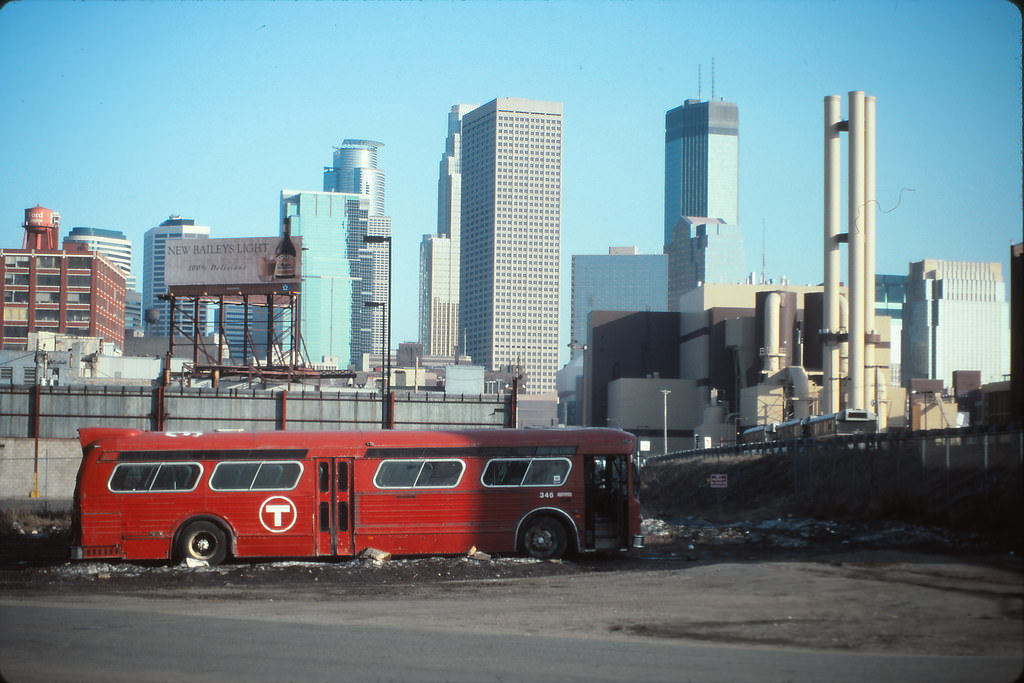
259,496 -> 298,533
164,236 -> 302,288
709,474 -> 728,489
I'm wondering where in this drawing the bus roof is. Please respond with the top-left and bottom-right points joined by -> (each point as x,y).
78,427 -> 636,456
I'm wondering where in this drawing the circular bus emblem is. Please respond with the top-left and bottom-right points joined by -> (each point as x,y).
259,496 -> 297,533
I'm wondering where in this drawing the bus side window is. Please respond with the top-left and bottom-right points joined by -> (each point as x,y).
253,464 -> 284,489
374,460 -> 464,488
523,459 -> 570,486
211,463 -> 258,490
211,462 -> 302,491
252,463 -> 302,490
374,461 -> 422,488
482,459 -> 529,486
110,464 -> 158,492
415,460 -> 463,487
151,464 -> 200,491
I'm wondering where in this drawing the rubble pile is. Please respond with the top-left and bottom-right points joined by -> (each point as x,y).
641,516 -> 991,559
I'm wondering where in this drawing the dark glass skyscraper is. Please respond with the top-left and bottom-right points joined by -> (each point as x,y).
664,99 -> 739,247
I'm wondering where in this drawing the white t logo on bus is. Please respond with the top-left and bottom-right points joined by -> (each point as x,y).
259,496 -> 297,533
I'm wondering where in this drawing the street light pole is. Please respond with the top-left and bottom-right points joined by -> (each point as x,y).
661,389 -> 671,456
363,235 -> 392,429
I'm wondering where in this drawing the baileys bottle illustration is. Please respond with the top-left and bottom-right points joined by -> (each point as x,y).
274,217 -> 297,279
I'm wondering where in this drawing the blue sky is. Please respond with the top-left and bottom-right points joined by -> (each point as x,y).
1,0 -> 1019,362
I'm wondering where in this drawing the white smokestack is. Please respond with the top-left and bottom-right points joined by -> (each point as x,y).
823,95 -> 842,414
864,95 -> 878,413
848,90 -> 866,411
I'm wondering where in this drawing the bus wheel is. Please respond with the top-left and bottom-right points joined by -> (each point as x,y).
177,521 -> 228,566
520,516 -> 567,560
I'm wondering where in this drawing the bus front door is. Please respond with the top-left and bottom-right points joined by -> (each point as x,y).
584,455 -> 629,550
314,458 -> 354,557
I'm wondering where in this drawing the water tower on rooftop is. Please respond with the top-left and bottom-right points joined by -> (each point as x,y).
22,205 -> 60,250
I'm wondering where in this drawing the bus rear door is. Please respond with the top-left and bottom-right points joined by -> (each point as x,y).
314,457 -> 354,557
583,454 -> 630,550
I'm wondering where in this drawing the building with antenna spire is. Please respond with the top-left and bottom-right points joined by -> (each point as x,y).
663,96 -> 745,309
663,98 -> 739,244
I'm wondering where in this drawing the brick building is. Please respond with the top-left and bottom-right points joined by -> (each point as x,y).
1,243 -> 127,351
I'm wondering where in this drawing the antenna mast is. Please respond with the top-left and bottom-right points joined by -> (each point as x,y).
711,57 -> 716,100
761,219 -> 767,285
698,64 -> 702,101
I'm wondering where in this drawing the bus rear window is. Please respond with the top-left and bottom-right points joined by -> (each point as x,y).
483,458 -> 573,485
210,461 -> 303,491
373,459 -> 465,489
482,458 -> 571,487
109,463 -> 201,492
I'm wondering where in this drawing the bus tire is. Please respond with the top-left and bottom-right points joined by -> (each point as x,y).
520,515 -> 568,560
176,521 -> 228,566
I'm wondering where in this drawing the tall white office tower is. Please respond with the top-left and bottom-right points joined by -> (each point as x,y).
420,104 -> 477,357
460,98 -> 563,394
323,139 -> 390,362
142,216 -> 211,337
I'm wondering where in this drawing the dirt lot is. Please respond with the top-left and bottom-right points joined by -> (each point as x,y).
1,512 -> 1021,659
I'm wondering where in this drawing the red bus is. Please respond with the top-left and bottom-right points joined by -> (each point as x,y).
71,427 -> 644,565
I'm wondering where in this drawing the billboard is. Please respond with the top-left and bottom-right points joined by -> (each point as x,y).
164,236 -> 302,295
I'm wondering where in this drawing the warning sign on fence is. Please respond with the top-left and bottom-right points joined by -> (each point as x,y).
709,474 -> 728,489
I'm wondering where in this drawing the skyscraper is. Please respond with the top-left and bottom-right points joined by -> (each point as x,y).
664,99 -> 744,307
460,98 -> 562,394
902,259 -> 1010,387
420,104 -> 476,357
324,139 -> 386,217
281,190 -> 381,368
142,216 -> 210,337
322,139 -> 391,362
664,99 -> 739,245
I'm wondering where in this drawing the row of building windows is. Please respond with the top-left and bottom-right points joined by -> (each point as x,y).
4,273 -> 93,288
3,323 -> 88,338
4,255 -> 93,270
2,308 -> 90,323
4,291 -> 91,304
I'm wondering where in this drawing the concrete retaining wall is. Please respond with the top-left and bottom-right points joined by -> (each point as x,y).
0,438 -> 81,507
0,385 -> 509,438
0,386 -> 512,509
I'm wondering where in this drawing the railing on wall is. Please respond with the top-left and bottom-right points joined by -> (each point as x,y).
0,385 -> 510,439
